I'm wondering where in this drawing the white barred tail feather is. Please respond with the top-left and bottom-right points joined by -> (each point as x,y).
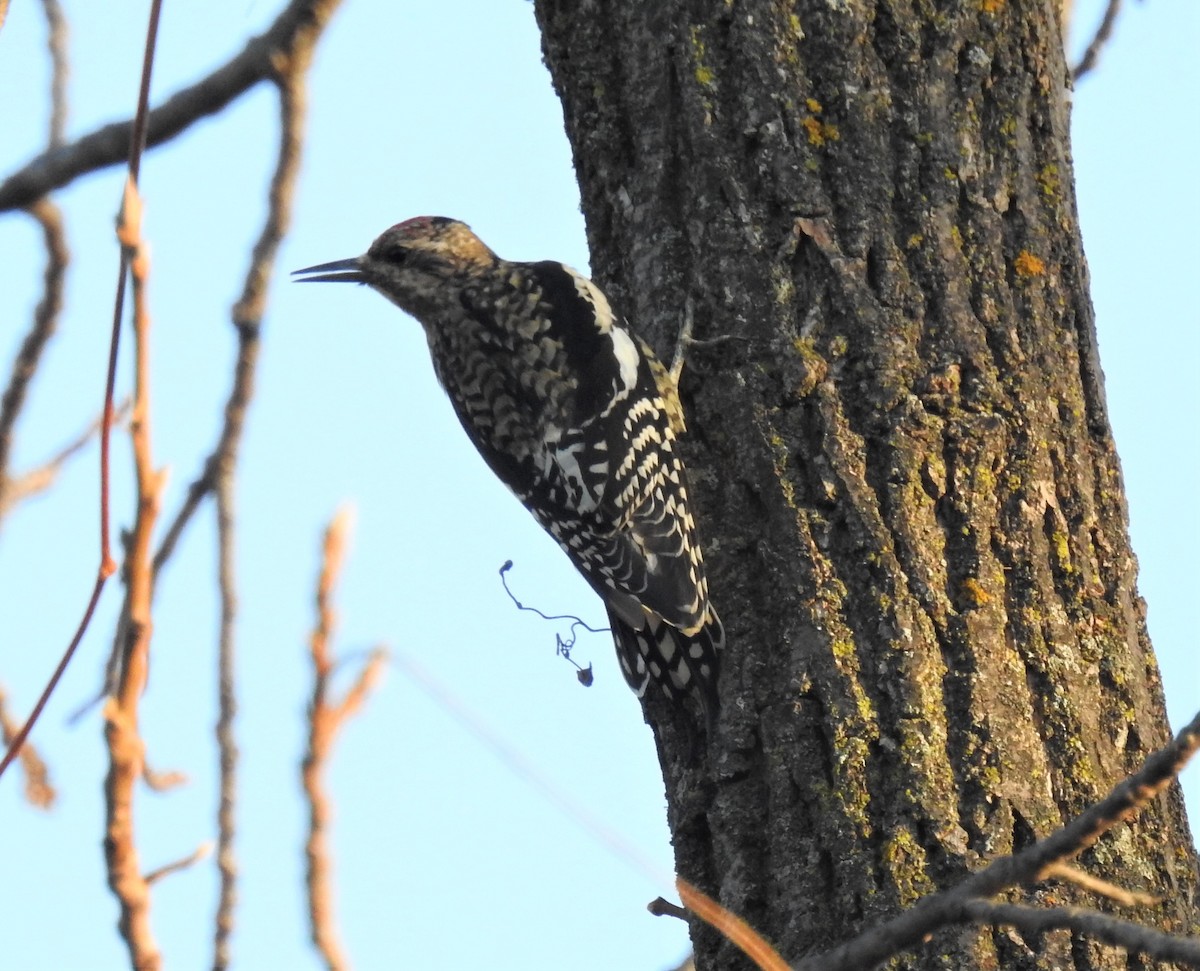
610,605 -> 725,732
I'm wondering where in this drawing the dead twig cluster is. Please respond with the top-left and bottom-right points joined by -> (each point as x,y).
0,1 -> 75,791
0,0 -> 165,782
2,1 -> 346,967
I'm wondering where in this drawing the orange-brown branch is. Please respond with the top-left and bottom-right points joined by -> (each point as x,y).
0,686 -> 54,808
102,178 -> 163,971
677,879 -> 788,971
302,509 -> 386,971
0,0 -> 160,784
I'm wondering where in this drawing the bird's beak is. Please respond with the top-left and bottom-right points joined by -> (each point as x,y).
291,257 -> 365,284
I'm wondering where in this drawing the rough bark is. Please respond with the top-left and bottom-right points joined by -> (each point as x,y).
533,1 -> 1197,968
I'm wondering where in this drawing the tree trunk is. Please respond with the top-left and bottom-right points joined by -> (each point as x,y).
533,2 -> 1197,968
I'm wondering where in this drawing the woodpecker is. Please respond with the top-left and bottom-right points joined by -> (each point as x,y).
294,217 -> 724,728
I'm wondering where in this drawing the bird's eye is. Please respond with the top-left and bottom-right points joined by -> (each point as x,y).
382,246 -> 408,265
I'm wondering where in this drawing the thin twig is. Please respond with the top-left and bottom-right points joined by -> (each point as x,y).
151,0 -> 339,585
0,686 -> 54,809
144,841 -> 214,886
1071,0 -> 1122,81
677,878 -> 789,971
0,0 -> 162,783
95,22 -> 167,963
103,176 -> 164,971
1039,861 -> 1161,908
303,509 -> 386,971
394,652 -> 670,885
212,459 -> 240,971
332,649 -> 387,727
142,762 -> 187,792
0,199 -> 68,510
0,401 -> 129,518
0,580 -> 107,779
0,82 -> 69,826
648,897 -> 689,920
959,900 -> 1200,966
213,51 -> 312,969
0,0 -> 344,213
210,25 -> 324,967
38,0 -> 69,148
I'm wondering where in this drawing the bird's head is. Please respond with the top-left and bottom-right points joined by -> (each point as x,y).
293,216 -> 499,317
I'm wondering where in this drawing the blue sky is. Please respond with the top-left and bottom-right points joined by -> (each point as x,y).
0,2 -> 1195,969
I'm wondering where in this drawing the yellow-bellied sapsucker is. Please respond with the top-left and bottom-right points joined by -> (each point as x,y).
295,217 -> 724,726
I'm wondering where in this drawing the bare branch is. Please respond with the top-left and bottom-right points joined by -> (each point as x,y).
648,896 -> 689,921
990,709 -> 1200,882
211,469 -> 240,970
0,199 -> 68,510
0,401 -> 129,518
331,648 -> 387,728
38,0 -> 69,148
103,177 -> 164,971
0,686 -> 55,809
0,573 -> 108,780
207,24 -> 325,966
144,841 -> 214,887
1039,862 -> 1161,909
0,0 -> 162,782
154,0 -> 338,585
1072,0 -> 1123,81
677,878 -> 789,971
0,0 -> 344,213
959,900 -> 1200,966
303,509 -> 385,971
142,762 -> 187,793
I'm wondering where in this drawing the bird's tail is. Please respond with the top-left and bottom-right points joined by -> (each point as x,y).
609,606 -> 725,733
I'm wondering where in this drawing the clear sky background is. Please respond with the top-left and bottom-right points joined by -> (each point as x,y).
0,3 -> 1195,969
